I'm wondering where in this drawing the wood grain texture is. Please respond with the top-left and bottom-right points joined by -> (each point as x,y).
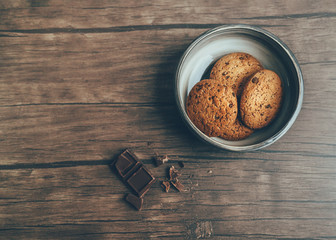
0,0 -> 336,239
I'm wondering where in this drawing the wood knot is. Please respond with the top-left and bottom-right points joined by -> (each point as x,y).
195,221 -> 213,239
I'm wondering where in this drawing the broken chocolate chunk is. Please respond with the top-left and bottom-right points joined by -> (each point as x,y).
114,149 -> 141,180
125,193 -> 143,211
153,155 -> 169,166
161,181 -> 171,193
127,166 -> 156,197
111,149 -> 156,198
169,166 -> 181,181
171,179 -> 185,192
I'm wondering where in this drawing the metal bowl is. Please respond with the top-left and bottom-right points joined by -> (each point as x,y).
175,24 -> 304,151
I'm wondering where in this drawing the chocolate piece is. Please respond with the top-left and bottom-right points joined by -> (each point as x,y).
161,181 -> 171,193
127,166 -> 156,197
125,193 -> 143,211
112,149 -> 156,197
153,155 -> 169,166
171,179 -> 185,192
169,166 -> 181,181
114,149 -> 141,180
178,161 -> 184,168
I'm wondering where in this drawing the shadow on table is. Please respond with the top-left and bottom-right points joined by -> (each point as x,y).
152,45 -> 223,153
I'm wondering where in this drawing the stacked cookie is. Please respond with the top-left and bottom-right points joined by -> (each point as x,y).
186,52 -> 283,140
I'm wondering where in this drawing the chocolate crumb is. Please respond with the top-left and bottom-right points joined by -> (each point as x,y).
125,193 -> 143,211
153,155 -> 169,166
161,181 -> 171,193
171,179 -> 185,192
178,161 -> 185,168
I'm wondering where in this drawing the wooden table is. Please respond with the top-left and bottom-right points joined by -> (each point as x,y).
1,1 -> 335,239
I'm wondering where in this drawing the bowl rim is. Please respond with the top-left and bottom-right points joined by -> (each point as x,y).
175,24 -> 304,151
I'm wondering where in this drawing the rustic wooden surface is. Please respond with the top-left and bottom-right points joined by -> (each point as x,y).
1,0 -> 336,239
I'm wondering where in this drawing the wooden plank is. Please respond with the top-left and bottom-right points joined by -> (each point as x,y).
0,22 -> 335,106
1,162 -> 336,239
0,30 -> 190,105
0,103 -> 335,166
0,0 -> 335,30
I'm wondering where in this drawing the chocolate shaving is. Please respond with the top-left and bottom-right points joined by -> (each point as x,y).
161,181 -> 171,193
163,165 -> 186,193
154,155 -> 169,166
171,179 -> 185,192
169,165 -> 181,181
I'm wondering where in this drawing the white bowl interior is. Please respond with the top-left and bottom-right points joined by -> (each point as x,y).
176,26 -> 301,150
